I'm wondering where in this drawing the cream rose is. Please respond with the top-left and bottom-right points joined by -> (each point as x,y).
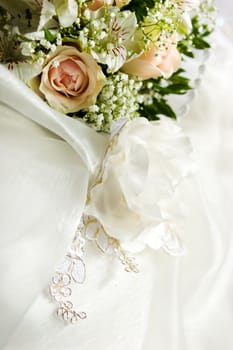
31,46 -> 105,114
121,43 -> 181,80
85,117 -> 193,253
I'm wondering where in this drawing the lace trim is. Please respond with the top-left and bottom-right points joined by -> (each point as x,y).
49,215 -> 139,323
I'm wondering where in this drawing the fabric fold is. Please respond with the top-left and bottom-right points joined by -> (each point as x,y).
0,65 -> 109,176
1,4 -> 233,349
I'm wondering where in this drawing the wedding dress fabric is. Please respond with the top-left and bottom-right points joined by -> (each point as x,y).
0,2 -> 233,349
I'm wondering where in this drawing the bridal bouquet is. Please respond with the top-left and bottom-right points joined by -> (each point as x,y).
0,0 -> 215,323
0,0 -> 215,131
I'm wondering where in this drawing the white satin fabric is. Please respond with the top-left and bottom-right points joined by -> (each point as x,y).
0,3 -> 233,349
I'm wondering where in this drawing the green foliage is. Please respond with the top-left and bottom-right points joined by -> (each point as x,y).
148,69 -> 192,96
60,23 -> 80,39
44,28 -> 57,43
191,16 -> 211,49
177,41 -> 194,58
138,69 -> 192,120
178,15 -> 212,57
124,0 -> 158,22
140,98 -> 176,120
192,36 -> 211,50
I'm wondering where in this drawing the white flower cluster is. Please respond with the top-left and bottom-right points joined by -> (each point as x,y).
142,0 -> 183,49
78,9 -> 109,51
0,0 -> 215,133
83,73 -> 143,132
20,32 -> 62,65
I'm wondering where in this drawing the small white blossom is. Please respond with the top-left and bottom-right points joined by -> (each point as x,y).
20,42 -> 35,56
50,44 -> 57,52
83,9 -> 91,20
37,57 -> 45,66
56,33 -> 62,46
84,72 -> 142,132
40,39 -> 51,49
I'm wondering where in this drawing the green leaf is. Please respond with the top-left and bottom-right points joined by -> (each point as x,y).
178,14 -> 213,57
177,42 -> 195,58
192,37 -> 211,49
139,97 -> 177,120
155,98 -> 177,119
168,70 -> 190,85
141,69 -> 192,97
162,84 -> 192,95
124,0 -> 157,22
139,104 -> 160,121
43,28 -> 57,43
138,68 -> 192,121
170,68 -> 185,76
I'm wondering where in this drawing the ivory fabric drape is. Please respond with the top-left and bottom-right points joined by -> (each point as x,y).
1,2 -> 233,349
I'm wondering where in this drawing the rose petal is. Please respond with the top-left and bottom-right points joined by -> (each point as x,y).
122,41 -> 181,79
35,46 -> 105,113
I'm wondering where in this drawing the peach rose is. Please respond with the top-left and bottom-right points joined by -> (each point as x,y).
31,46 -> 105,114
121,44 -> 181,80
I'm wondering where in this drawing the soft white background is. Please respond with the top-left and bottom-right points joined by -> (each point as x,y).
0,1 -> 233,349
